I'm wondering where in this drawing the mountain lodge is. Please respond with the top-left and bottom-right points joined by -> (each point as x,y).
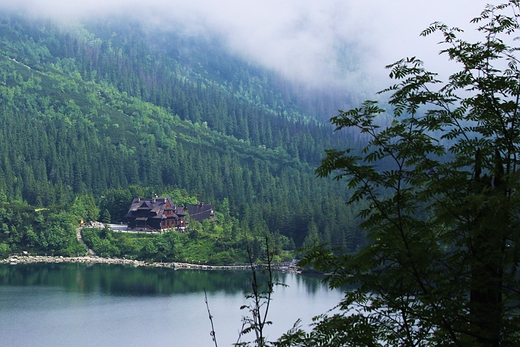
125,197 -> 215,231
125,197 -> 186,231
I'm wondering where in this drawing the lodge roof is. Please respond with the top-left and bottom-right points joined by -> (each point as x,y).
125,197 -> 184,221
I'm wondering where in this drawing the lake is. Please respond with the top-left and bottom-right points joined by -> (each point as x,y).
0,263 -> 345,347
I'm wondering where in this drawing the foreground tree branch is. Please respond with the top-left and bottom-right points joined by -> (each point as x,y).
279,2 -> 520,346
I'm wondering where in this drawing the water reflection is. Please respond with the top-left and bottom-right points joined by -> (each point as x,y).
0,263 -> 335,296
0,263 -> 347,347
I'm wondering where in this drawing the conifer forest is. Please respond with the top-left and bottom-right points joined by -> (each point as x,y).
0,12 -> 365,262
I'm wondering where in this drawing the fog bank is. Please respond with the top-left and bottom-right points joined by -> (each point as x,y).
0,0 -> 495,92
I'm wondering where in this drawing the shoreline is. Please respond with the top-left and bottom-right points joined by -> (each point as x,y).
0,255 -> 300,272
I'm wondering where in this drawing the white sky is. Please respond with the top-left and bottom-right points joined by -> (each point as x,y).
0,0 -> 502,92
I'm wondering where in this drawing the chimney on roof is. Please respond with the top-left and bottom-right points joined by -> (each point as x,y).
138,197 -> 140,202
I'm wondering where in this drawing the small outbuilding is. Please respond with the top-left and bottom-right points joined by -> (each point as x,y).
186,202 -> 215,223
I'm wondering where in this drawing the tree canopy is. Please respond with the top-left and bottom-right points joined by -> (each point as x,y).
279,2 -> 520,346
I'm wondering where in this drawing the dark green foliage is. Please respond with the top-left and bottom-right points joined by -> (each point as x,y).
280,2 -> 520,346
71,194 -> 99,223
100,209 -> 111,223
0,243 -> 11,258
0,203 -> 85,256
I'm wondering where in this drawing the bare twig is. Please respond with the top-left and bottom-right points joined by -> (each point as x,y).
236,236 -> 280,347
204,288 -> 219,347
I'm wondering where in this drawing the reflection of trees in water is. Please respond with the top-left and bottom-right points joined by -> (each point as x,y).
0,264 -> 343,296
291,272 -> 356,295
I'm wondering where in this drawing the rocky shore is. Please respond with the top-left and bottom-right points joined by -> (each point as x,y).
0,255 -> 300,272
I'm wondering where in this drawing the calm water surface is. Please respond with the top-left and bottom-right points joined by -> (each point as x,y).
0,264 -> 344,347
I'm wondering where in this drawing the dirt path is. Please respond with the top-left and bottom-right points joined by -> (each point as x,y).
76,227 -> 96,256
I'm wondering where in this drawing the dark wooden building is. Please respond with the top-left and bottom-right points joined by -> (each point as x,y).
187,202 -> 215,223
125,197 -> 186,231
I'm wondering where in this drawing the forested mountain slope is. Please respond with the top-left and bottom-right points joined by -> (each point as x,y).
0,12 -> 365,252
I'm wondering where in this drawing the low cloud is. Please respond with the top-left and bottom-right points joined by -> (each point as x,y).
0,0 -> 495,92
